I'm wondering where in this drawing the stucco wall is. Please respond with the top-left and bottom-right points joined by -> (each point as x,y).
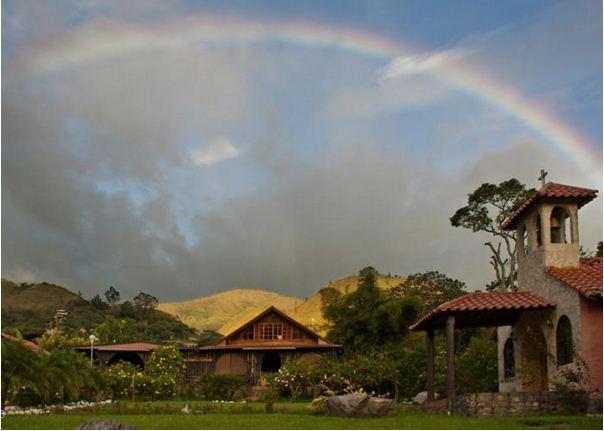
580,296 -> 603,392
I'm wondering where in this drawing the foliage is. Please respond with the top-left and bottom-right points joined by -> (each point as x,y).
133,292 -> 159,310
104,286 -> 121,306
1,340 -> 104,407
552,354 -> 590,414
197,330 -> 223,347
192,373 -> 247,401
90,294 -> 109,310
390,271 -> 467,313
145,345 -> 185,398
35,329 -> 88,352
267,360 -> 320,400
104,361 -> 146,400
455,329 -> 498,393
450,178 -> 535,291
322,266 -> 421,352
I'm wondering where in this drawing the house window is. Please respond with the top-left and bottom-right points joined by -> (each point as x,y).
503,338 -> 515,379
292,327 -> 304,339
556,315 -> 573,365
550,207 -> 571,244
241,326 -> 254,340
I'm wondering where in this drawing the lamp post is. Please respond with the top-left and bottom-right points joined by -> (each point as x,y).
89,334 -> 97,366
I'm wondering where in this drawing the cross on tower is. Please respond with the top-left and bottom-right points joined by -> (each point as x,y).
538,169 -> 548,187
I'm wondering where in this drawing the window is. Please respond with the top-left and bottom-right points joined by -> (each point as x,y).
292,327 -> 304,339
520,224 -> 529,255
503,338 -> 515,379
241,326 -> 254,340
550,207 -> 571,244
536,215 -> 542,246
556,315 -> 573,365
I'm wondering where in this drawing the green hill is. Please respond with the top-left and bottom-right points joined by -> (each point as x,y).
1,279 -> 196,341
158,289 -> 303,332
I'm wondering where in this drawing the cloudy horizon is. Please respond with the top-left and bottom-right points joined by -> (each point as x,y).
2,0 -> 602,302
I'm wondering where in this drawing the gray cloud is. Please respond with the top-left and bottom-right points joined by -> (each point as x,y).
2,5 -> 601,302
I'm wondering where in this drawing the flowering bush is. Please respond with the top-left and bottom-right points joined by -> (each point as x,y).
145,345 -> 185,398
192,373 -> 246,401
268,360 -> 320,400
104,361 -> 143,399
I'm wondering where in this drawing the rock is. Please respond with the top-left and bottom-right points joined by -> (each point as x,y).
412,391 -> 439,404
323,394 -> 394,418
78,419 -> 139,430
309,396 -> 327,414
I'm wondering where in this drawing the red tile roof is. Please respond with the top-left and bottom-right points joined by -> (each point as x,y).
75,342 -> 159,352
409,291 -> 556,331
546,257 -> 602,299
1,332 -> 49,355
502,182 -> 598,229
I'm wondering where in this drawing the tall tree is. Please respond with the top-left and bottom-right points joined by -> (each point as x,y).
322,266 -> 420,352
450,179 -> 535,291
390,270 -> 466,313
104,286 -> 121,306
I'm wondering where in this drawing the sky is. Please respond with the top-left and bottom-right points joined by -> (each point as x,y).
2,0 -> 602,302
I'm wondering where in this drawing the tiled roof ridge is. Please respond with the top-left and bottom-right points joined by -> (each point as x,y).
409,291 -> 555,331
501,182 -> 598,229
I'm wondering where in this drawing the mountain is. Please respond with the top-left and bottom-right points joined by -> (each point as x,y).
217,274 -> 404,336
157,289 -> 303,332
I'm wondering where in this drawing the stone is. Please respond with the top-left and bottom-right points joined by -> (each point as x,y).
323,394 -> 395,418
412,391 -> 439,404
78,419 -> 139,430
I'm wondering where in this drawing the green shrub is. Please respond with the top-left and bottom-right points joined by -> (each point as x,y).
455,329 -> 498,393
192,373 -> 246,401
268,360 -> 320,400
104,361 -> 143,400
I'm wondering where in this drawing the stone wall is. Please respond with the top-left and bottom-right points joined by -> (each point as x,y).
451,391 -> 602,417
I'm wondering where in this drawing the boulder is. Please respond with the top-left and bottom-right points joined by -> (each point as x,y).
322,394 -> 394,418
78,419 -> 139,430
412,391 -> 439,404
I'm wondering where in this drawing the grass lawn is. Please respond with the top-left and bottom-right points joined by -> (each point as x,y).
2,401 -> 602,430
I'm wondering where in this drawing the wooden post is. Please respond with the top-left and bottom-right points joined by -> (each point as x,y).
426,329 -> 435,401
446,315 -> 455,410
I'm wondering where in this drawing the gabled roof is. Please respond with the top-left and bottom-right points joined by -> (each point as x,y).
216,305 -> 332,345
502,182 -> 598,230
409,291 -> 556,331
1,332 -> 49,355
546,257 -> 602,299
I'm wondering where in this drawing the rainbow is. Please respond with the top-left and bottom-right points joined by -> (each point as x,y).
9,15 -> 601,175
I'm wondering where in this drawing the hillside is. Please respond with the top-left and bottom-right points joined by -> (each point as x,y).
218,274 -> 404,336
1,279 -> 196,341
2,278 -> 86,312
285,274 -> 403,335
157,289 -> 303,332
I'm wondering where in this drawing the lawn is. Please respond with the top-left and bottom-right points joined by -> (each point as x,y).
1,401 -> 602,430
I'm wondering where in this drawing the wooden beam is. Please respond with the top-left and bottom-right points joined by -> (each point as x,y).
446,314 -> 455,409
426,329 -> 435,401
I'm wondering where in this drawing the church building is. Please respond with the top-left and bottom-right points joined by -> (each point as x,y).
498,181 -> 601,393
410,180 -> 601,406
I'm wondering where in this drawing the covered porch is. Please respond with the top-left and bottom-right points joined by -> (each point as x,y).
409,291 -> 556,409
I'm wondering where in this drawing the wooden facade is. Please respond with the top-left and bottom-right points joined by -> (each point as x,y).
80,306 -> 341,387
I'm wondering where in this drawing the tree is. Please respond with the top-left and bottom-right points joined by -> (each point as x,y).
197,330 -> 222,347
90,294 -> 109,310
104,286 -> 121,306
450,179 -> 535,291
322,266 -> 421,352
133,292 -> 158,310
390,270 -> 466,313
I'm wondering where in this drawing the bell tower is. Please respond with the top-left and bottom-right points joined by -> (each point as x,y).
502,174 -> 597,272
